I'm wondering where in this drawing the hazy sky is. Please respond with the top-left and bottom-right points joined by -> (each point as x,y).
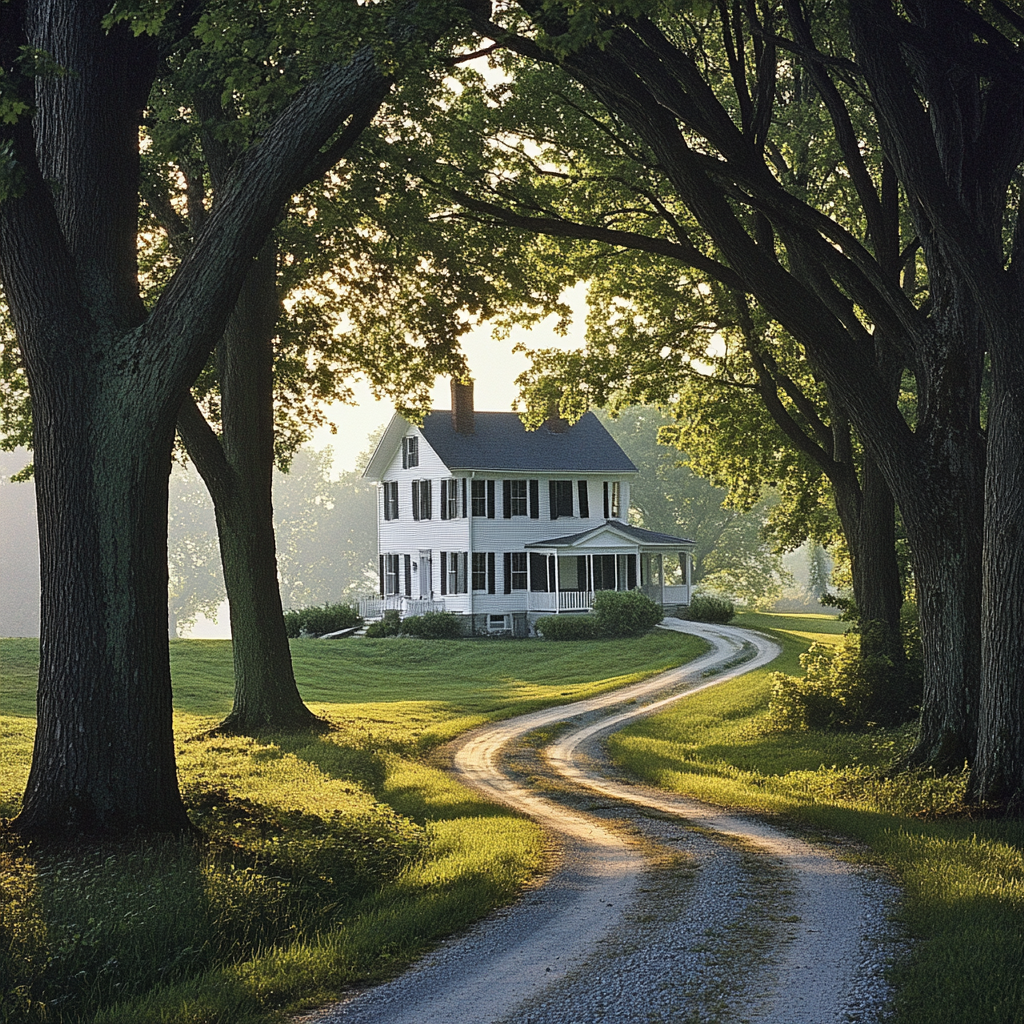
308,285 -> 588,473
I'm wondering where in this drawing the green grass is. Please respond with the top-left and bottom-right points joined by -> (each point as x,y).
0,629 -> 706,1024
606,611 -> 1024,1024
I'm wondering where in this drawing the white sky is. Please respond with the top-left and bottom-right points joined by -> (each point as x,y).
308,285 -> 589,473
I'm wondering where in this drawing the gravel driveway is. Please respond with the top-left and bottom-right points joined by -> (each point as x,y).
302,620 -> 904,1024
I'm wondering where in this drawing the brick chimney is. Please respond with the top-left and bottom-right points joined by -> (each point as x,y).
451,378 -> 475,435
543,398 -> 569,433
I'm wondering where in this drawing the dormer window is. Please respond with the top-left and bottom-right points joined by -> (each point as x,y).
402,435 -> 419,469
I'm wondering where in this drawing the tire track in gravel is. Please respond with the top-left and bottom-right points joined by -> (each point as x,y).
306,619 -> 894,1024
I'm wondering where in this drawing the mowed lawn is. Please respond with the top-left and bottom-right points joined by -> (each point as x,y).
607,611 -> 1024,1024
0,629 -> 706,1024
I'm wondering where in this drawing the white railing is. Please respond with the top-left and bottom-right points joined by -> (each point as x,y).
358,595 -> 445,620
559,590 -> 594,611
662,585 -> 691,605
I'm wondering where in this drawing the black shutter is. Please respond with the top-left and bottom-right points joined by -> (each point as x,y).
462,478 -> 468,517
404,554 -> 412,596
488,552 -> 496,594
401,439 -> 408,469
411,481 -> 419,520
504,552 -> 512,594
529,479 -> 539,518
423,480 -> 432,519
503,480 -> 512,518
379,555 -> 385,596
486,480 -> 496,518
578,481 -> 589,518
549,480 -> 558,519
529,552 -> 548,592
440,479 -> 448,520
627,554 -> 637,590
440,552 -> 447,595
603,481 -> 609,519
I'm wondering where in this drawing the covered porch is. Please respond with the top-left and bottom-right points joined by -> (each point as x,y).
525,521 -> 694,614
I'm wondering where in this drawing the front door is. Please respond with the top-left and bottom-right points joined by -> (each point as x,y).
419,550 -> 432,599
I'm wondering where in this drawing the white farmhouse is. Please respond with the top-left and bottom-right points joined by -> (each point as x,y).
361,381 -> 695,636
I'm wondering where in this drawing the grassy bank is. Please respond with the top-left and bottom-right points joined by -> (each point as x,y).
0,629 -> 705,1024
607,611 -> 1024,1024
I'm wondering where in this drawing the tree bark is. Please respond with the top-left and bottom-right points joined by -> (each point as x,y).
176,241 -> 318,733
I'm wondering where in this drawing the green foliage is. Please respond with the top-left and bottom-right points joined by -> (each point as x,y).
400,611 -> 462,639
282,602 -> 361,638
765,630 -> 879,731
535,614 -> 600,641
363,608 -> 401,638
679,594 -> 736,624
591,589 -> 663,637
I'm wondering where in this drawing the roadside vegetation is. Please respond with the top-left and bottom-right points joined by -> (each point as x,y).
606,611 -> 1024,1024
0,629 -> 706,1024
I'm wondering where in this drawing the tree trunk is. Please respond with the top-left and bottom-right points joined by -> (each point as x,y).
15,373 -> 192,838
177,241 -> 318,733
972,324 -> 1024,809
831,451 -> 909,724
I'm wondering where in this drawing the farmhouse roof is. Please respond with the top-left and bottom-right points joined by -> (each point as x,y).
363,410 -> 638,478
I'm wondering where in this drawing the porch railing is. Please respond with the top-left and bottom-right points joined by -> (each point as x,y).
358,595 -> 446,620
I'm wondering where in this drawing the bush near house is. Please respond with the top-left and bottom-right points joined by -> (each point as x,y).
364,608 -> 401,638
283,602 -> 361,638
678,594 -> 736,624
400,611 -> 462,639
592,589 -> 664,637
538,590 -> 663,641
535,614 -> 601,641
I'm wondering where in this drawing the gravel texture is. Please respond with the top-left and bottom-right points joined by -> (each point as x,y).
299,621 -> 907,1024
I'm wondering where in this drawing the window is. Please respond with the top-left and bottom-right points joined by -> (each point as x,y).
472,552 -> 488,592
440,478 -> 458,520
411,479 -> 431,520
503,479 -> 528,518
442,551 -> 468,594
508,552 -> 527,591
577,480 -> 590,518
488,614 -> 511,633
401,435 -> 419,468
383,553 -> 400,595
603,481 -> 622,519
382,481 -> 398,521
549,479 -> 573,519
471,479 -> 487,516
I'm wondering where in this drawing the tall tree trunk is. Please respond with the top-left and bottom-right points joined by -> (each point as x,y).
15,371 -> 192,838
831,452 -> 909,724
972,318 -> 1024,809
176,241 -> 318,733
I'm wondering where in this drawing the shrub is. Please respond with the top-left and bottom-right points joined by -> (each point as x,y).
591,589 -> 664,637
765,629 -> 890,732
679,594 -> 736,624
535,614 -> 600,640
284,602 -> 361,638
400,611 -> 462,639
364,608 -> 401,638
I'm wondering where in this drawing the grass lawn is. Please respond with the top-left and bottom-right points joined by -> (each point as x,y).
606,611 -> 1024,1024
0,629 -> 706,1024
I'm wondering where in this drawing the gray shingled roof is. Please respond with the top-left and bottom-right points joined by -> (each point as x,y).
526,520 -> 694,548
418,411 -> 637,473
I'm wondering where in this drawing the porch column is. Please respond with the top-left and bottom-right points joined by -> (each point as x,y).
658,553 -> 664,605
554,554 -> 561,613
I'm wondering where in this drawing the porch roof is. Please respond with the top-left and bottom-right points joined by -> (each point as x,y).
525,520 -> 695,552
